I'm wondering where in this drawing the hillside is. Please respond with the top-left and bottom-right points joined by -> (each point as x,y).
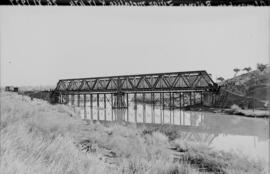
215,66 -> 270,109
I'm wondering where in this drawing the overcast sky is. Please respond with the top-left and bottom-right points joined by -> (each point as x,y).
0,7 -> 269,87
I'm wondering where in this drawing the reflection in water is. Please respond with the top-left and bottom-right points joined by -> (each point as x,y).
70,98 -> 269,170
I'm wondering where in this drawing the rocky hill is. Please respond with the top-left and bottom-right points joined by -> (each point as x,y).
214,66 -> 270,109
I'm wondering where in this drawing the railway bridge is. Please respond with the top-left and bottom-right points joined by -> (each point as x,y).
51,70 -> 219,109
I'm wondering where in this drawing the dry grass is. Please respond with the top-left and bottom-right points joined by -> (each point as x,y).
0,92 -> 265,174
172,139 -> 264,174
0,92 -> 108,174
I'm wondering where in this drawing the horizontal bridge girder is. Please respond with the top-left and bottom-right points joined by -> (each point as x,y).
54,70 -> 218,94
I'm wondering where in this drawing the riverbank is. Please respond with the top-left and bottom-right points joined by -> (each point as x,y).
0,92 -> 266,174
133,94 -> 269,118
183,104 -> 269,118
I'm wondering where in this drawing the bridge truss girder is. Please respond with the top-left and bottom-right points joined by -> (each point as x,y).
54,70 -> 218,94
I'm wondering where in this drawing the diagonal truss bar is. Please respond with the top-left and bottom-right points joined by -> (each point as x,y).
180,74 -> 191,87
171,74 -> 181,88
190,75 -> 200,87
162,76 -> 172,88
78,80 -> 85,90
144,77 -> 153,89
153,75 -> 162,88
91,79 -> 98,90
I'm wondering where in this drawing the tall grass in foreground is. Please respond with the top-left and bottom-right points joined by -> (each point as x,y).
1,93 -> 108,174
0,92 -> 265,174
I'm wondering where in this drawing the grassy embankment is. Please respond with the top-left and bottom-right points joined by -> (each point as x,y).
0,92 -> 265,174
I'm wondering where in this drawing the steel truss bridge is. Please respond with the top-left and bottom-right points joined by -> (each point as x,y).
52,70 -> 219,109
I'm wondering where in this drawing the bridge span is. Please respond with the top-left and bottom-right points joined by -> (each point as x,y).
51,70 -> 219,109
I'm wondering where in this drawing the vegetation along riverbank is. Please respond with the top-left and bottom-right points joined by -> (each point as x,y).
0,92 -> 266,174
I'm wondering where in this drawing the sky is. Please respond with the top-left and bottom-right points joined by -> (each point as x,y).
0,7 -> 269,87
